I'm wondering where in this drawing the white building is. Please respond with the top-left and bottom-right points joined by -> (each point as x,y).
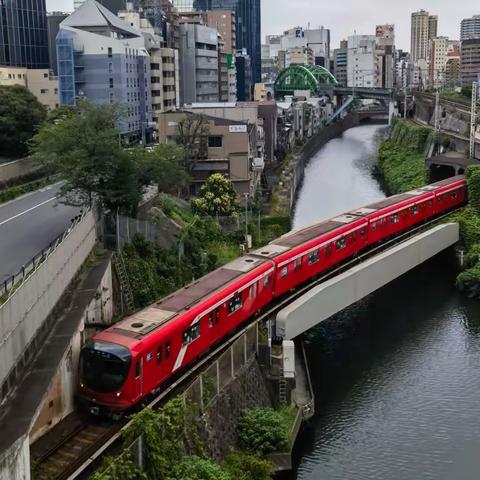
347,35 -> 379,88
280,26 -> 330,67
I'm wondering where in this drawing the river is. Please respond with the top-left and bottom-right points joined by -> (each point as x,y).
292,124 -> 480,480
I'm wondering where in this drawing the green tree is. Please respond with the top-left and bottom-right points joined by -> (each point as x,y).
192,174 -> 240,217
467,165 -> 480,215
223,450 -> 272,480
0,85 -> 46,158
238,408 -> 289,454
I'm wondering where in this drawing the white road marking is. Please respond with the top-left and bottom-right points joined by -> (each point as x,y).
0,197 -> 56,227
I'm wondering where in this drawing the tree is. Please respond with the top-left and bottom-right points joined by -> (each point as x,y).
173,114 -> 210,172
191,174 -> 240,217
467,165 -> 480,216
31,101 -> 186,215
171,456 -> 231,480
132,143 -> 188,194
0,85 -> 46,158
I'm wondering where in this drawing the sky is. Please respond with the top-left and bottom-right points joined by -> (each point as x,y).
46,0 -> 480,51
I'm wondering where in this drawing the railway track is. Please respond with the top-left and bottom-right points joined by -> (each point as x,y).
34,207 -> 462,480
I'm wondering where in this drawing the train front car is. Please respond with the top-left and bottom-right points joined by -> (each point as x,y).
79,336 -> 136,415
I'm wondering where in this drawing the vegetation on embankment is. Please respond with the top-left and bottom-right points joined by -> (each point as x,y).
0,176 -> 53,204
454,166 -> 480,298
123,192 -> 290,309
90,400 -> 295,480
377,118 -> 432,194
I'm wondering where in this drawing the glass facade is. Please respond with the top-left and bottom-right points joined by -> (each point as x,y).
56,30 -> 76,106
0,0 -> 49,68
173,0 -> 261,83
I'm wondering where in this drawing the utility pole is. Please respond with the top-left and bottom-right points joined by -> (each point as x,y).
244,193 -> 249,248
470,81 -> 478,160
403,82 -> 407,119
434,87 -> 441,152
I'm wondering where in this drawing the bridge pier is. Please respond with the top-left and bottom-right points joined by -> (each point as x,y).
276,224 -> 459,340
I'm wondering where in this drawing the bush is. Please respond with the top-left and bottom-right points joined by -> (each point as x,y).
223,450 -> 273,480
466,165 -> 480,215
171,456 -> 231,480
238,408 -> 289,454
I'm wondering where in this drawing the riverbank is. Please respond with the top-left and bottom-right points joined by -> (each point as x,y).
376,118 -> 480,298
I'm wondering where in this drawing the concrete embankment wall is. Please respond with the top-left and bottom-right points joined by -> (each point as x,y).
281,113 -> 360,213
0,158 -> 41,186
0,211 -> 97,405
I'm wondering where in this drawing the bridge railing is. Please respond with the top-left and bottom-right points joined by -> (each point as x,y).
0,210 -> 97,404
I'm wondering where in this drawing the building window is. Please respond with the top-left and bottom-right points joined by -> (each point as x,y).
109,78 -> 114,88
208,136 -> 222,147
109,92 -> 114,103
108,47 -> 112,58
43,73 -> 48,78
109,62 -> 113,73
40,89 -> 48,94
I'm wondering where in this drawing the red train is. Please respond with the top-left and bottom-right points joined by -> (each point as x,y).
79,176 -> 467,414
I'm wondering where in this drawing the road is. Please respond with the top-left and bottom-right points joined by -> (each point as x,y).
0,184 -> 81,284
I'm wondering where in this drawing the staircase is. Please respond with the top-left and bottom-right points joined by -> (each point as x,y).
113,253 -> 135,315
279,368 -> 288,405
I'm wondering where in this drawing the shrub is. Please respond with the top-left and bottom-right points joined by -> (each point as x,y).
171,456 -> 231,480
223,450 -> 273,480
238,408 -> 289,454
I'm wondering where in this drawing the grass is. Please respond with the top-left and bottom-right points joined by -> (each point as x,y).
0,176 -> 54,205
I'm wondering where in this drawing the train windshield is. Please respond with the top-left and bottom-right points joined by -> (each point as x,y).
80,341 -> 131,393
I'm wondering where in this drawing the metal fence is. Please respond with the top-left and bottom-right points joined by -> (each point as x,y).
0,210 -> 90,299
115,213 -> 157,250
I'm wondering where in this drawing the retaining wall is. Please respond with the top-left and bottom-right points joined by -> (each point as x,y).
0,158 -> 41,185
0,211 -> 97,404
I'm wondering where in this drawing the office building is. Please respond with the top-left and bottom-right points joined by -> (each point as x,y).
461,15 -> 480,41
205,10 -> 236,53
375,25 -> 395,88
461,38 -> 480,87
179,22 -> 219,104
173,0 -> 261,84
347,35 -> 379,88
429,36 -> 449,87
0,0 -> 49,68
334,41 -> 348,86
235,49 -> 252,101
57,1 -> 152,143
411,10 -> 437,62
280,26 -> 330,68
285,47 -> 314,67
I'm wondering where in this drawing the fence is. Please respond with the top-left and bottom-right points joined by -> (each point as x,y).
97,323 -> 259,478
0,210 -> 97,403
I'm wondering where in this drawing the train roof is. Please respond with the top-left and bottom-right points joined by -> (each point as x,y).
106,256 -> 270,340
252,214 -> 365,258
420,175 -> 466,191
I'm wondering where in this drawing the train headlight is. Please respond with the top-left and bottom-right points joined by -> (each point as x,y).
115,392 -> 121,397
80,383 -> 84,388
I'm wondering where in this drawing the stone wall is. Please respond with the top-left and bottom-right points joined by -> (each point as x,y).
199,358 -> 273,462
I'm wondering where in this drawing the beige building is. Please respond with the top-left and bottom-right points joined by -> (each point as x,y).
411,10 -> 438,62
285,47 -> 315,67
158,110 -> 262,198
429,36 -> 449,87
205,10 -> 236,54
0,67 -> 59,110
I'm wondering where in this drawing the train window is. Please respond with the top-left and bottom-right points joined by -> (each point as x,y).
135,361 -> 141,378
264,276 -> 270,288
360,228 -> 365,237
391,214 -> 400,224
411,205 -> 419,215
156,346 -> 162,364
249,283 -> 258,299
371,222 -> 377,232
166,342 -> 171,358
228,295 -> 242,314
336,237 -> 346,250
451,191 -> 457,199
281,266 -> 288,278
326,244 -> 333,255
183,323 -> 201,346
294,258 -> 302,270
308,250 -> 320,264
429,200 -> 433,208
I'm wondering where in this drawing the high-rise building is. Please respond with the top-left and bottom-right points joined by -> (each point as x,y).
333,44 -> 348,86
179,22 -> 219,104
279,27 -> 330,68
205,10 -> 236,53
429,36 -> 449,87
461,15 -> 480,41
347,35 -> 379,88
74,0 -> 125,13
375,25 -> 395,88
0,0 -> 49,68
47,12 -> 69,75
173,0 -> 261,84
57,1 -> 152,143
461,38 -> 480,87
411,10 -> 437,62
235,49 -> 252,101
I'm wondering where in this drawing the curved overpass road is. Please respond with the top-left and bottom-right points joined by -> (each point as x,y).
0,184 -> 81,285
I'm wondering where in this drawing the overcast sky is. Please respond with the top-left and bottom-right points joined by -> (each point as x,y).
46,0 -> 479,51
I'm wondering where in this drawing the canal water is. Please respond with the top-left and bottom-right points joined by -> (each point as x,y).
292,124 -> 480,480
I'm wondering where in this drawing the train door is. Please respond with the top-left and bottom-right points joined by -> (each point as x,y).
133,357 -> 143,401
